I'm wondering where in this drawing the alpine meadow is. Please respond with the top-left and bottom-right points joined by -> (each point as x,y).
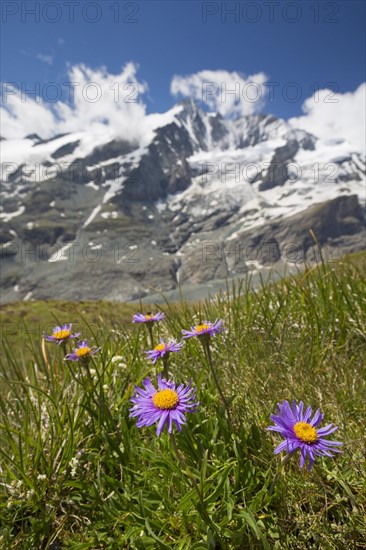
1,253 -> 365,548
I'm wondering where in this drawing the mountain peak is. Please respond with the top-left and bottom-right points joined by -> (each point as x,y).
1,100 -> 364,304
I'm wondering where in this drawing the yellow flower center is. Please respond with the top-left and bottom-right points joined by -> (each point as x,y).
53,329 -> 71,340
195,324 -> 210,333
152,389 -> 179,410
145,315 -> 152,321
75,346 -> 91,357
293,421 -> 318,443
155,343 -> 166,351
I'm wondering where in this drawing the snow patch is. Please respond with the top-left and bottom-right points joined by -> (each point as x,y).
48,243 -> 73,262
0,205 -> 25,222
83,205 -> 101,228
86,182 -> 99,191
155,200 -> 166,212
88,242 -> 102,250
101,211 -> 118,219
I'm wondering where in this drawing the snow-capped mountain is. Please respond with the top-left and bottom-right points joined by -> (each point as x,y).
1,99 -> 365,303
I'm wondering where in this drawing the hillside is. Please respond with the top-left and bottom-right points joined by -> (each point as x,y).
1,253 -> 365,548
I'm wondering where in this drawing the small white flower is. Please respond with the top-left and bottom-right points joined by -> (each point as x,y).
69,456 -> 79,477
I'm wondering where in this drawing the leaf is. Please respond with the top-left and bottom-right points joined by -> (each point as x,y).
240,509 -> 270,550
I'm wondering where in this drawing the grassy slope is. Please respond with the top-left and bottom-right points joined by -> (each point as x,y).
0,252 -> 365,549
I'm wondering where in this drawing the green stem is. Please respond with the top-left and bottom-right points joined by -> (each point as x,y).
61,341 -> 67,357
169,433 -> 221,541
203,339 -> 233,429
147,324 -> 154,348
162,354 -> 169,379
268,453 -> 293,496
81,361 -> 124,459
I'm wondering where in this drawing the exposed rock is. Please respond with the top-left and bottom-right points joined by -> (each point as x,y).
233,195 -> 365,265
258,139 -> 299,191
118,123 -> 194,203
0,100 -> 364,304
25,133 -> 43,143
51,140 -> 80,159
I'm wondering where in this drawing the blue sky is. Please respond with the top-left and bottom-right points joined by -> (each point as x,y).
1,0 -> 365,135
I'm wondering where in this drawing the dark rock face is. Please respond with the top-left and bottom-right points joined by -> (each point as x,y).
119,122 -> 194,203
300,194 -> 364,240
6,163 -> 26,183
0,99 -> 365,303
232,195 -> 365,264
25,133 -> 43,143
258,140 -> 299,191
51,140 -> 80,159
21,224 -> 71,246
55,140 -> 138,185
83,139 -> 137,165
176,99 -> 209,149
209,114 -> 229,144
236,114 -> 281,148
296,132 -> 316,151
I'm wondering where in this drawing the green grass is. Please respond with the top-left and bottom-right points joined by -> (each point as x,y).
1,253 -> 366,549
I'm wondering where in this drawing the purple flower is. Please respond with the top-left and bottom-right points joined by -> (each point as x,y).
182,319 -> 224,339
144,339 -> 183,364
132,312 -> 165,324
268,400 -> 343,471
43,324 -> 80,345
129,374 -> 198,436
65,340 -> 100,362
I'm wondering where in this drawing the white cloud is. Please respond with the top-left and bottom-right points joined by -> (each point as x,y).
289,83 -> 365,152
1,62 -> 149,143
0,93 -> 57,139
37,53 -> 53,66
2,62 -> 364,156
171,69 -> 268,117
55,62 -> 148,140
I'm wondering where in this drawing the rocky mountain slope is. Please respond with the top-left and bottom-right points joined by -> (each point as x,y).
1,99 -> 365,303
